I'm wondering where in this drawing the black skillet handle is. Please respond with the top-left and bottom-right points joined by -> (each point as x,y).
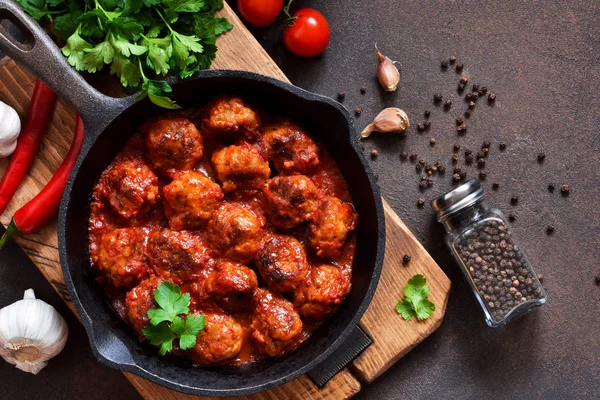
0,0 -> 131,133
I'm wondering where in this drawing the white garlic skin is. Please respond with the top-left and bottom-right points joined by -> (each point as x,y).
0,289 -> 68,374
0,100 -> 21,157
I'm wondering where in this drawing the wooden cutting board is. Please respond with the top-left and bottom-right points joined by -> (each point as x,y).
0,3 -> 451,399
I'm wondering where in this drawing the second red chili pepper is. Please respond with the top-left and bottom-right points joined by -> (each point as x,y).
0,114 -> 84,249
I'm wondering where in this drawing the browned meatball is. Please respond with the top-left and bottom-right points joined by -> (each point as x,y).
308,197 -> 357,259
125,277 -> 163,338
211,144 -> 270,192
263,121 -> 319,174
251,288 -> 303,357
294,265 -> 350,320
192,313 -> 244,364
96,228 -> 148,289
162,171 -> 224,230
99,159 -> 159,219
255,235 -> 309,293
205,261 -> 258,310
263,175 -> 322,229
142,117 -> 203,177
206,203 -> 264,262
202,96 -> 260,140
147,229 -> 209,279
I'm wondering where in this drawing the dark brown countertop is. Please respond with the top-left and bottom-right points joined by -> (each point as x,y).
1,0 -> 599,398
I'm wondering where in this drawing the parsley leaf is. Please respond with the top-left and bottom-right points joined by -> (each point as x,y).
142,282 -> 204,355
214,17 -> 233,35
62,25 -> 93,70
395,274 -> 436,321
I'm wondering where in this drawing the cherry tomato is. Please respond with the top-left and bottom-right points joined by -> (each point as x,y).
237,0 -> 284,28
283,8 -> 330,57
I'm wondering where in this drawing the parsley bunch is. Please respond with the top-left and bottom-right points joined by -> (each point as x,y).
142,282 -> 206,355
395,274 -> 436,321
17,0 -> 233,109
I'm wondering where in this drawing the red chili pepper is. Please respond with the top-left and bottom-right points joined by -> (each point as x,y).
0,114 -> 84,249
0,80 -> 57,214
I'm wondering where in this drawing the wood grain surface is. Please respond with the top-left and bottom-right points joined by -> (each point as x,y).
0,3 -> 450,399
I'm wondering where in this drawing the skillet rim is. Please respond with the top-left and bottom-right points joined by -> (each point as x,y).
57,69 -> 385,396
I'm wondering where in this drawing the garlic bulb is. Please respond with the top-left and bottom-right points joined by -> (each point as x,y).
0,100 -> 21,158
0,289 -> 68,374
361,107 -> 410,138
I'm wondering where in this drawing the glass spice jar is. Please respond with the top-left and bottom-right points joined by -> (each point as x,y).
431,179 -> 547,327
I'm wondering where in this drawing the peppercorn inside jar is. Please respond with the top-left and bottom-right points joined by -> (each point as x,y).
431,179 -> 547,327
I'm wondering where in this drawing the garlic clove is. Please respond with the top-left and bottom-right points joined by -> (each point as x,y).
361,107 -> 410,138
0,289 -> 68,374
0,100 -> 21,158
376,45 -> 401,92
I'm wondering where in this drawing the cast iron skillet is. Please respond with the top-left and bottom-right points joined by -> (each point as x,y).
0,0 -> 385,396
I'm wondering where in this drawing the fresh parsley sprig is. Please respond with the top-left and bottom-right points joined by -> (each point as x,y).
395,274 -> 436,321
142,282 -> 206,356
17,0 -> 233,109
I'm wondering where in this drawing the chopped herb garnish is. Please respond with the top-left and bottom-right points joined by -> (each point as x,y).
395,274 -> 436,321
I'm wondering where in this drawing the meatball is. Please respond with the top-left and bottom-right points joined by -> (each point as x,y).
211,144 -> 270,192
162,171 -> 224,230
263,121 -> 319,174
251,288 -> 303,356
125,277 -> 162,338
202,96 -> 260,140
308,197 -> 357,259
99,159 -> 159,219
192,313 -> 244,364
147,229 -> 209,278
96,228 -> 148,288
206,203 -> 263,262
205,261 -> 258,310
294,265 -> 350,320
263,175 -> 321,229
255,235 -> 309,292
142,117 -> 203,177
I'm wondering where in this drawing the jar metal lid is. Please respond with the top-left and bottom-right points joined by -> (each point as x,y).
431,179 -> 485,220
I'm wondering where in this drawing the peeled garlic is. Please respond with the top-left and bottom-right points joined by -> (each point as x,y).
361,107 -> 410,138
0,289 -> 68,374
376,45 -> 400,92
0,100 -> 21,157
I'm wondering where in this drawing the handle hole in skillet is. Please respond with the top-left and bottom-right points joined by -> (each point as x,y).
0,10 -> 34,51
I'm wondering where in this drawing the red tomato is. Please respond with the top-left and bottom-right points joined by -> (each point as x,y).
237,0 -> 284,28
283,8 -> 330,57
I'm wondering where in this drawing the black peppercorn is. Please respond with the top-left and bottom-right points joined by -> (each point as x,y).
424,110 -> 431,118
472,92 -> 479,100
537,153 -> 546,162
465,154 -> 474,164
456,63 -> 464,72
444,100 -> 452,109
430,138 -> 436,146
459,76 -> 469,85
510,196 -> 518,205
371,149 -> 378,158
548,183 -> 555,192
488,93 -> 496,102
465,93 -> 473,102
452,173 -> 461,182
416,164 -> 423,172
419,158 -> 425,165
457,123 -> 467,133
453,166 -> 461,173
482,141 -> 491,149
595,276 -> 600,286
477,158 -> 486,167
441,60 -> 448,69
453,144 -> 461,152
492,182 -> 500,190
480,86 -> 488,95
360,87 -> 367,94
434,93 -> 443,103
419,178 -> 429,189
456,116 -> 464,125
337,92 -> 345,101
465,149 -> 473,156
546,225 -> 555,234
459,171 -> 467,179
417,123 -> 425,131
452,154 -> 459,164
400,152 -> 408,160
476,151 -> 485,159
464,110 -> 471,118
482,148 -> 489,157
458,83 -> 466,91
410,153 -> 418,162
509,213 -> 516,222
438,165 -> 446,173
422,121 -> 430,130
417,199 -> 425,207
355,108 -> 362,116
472,84 -> 480,92
499,142 -> 507,150
468,101 -> 476,109
561,184 -> 570,195
449,55 -> 456,64
479,171 -> 487,180
403,254 -> 412,264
